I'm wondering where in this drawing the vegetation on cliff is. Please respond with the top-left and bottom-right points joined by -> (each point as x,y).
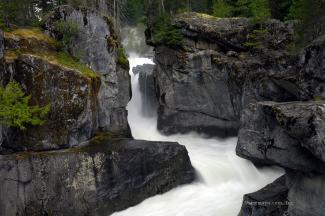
153,14 -> 183,47
53,20 -> 80,52
0,81 -> 50,130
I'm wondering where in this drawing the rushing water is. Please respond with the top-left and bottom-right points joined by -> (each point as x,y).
112,53 -> 283,216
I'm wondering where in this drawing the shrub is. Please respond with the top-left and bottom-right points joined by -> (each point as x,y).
250,0 -> 271,23
0,81 -> 50,130
244,27 -> 269,49
213,0 -> 234,17
53,20 -> 79,52
153,14 -> 183,47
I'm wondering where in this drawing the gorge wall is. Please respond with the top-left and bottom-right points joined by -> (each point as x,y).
0,6 -> 195,216
145,10 -> 325,216
147,13 -> 303,137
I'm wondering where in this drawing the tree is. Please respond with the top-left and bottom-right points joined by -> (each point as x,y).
250,0 -> 271,22
213,0 -> 234,17
286,0 -> 325,47
0,81 -> 50,130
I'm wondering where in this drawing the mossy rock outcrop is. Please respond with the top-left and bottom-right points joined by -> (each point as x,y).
0,6 -> 131,152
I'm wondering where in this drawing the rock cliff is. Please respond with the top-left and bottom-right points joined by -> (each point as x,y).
0,6 -> 131,152
236,36 -> 325,216
147,12 -> 303,137
237,100 -> 325,216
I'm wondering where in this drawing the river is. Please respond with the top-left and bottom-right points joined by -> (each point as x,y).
112,51 -> 283,216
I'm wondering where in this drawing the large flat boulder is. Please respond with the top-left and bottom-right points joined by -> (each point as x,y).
0,137 -> 195,216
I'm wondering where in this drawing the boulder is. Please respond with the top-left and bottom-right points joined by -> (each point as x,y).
236,101 -> 325,173
0,137 -> 195,216
238,175 -> 288,216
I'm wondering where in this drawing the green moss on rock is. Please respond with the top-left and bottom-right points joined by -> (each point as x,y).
117,47 -> 129,70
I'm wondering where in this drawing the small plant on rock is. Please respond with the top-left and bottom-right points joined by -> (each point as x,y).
0,81 -> 50,130
53,20 -> 79,52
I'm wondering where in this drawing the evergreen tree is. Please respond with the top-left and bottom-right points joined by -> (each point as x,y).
0,81 -> 50,130
213,0 -> 234,17
249,0 -> 271,22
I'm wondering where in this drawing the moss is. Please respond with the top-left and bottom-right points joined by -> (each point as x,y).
197,13 -> 219,19
117,47 -> 130,70
12,131 -> 126,161
4,50 -> 18,63
5,28 -> 58,46
5,27 -> 99,77
55,52 -> 98,78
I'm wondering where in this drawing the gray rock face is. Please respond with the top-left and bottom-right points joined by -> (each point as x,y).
44,5 -> 131,134
149,13 -> 299,137
0,7 -> 132,152
286,171 -> 325,216
239,176 -> 288,216
1,53 -> 101,152
134,64 -> 158,117
237,101 -> 325,216
298,36 -> 325,100
0,138 -> 195,216
236,101 -> 325,173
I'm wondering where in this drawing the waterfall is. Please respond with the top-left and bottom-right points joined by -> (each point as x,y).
112,33 -> 283,216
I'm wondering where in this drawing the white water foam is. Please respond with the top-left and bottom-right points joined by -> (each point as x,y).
112,54 -> 283,216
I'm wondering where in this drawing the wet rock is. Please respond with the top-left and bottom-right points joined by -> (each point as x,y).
0,137 -> 195,216
236,101 -> 325,173
239,175 -> 288,216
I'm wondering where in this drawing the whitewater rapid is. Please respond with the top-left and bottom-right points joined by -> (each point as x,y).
112,54 -> 283,216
